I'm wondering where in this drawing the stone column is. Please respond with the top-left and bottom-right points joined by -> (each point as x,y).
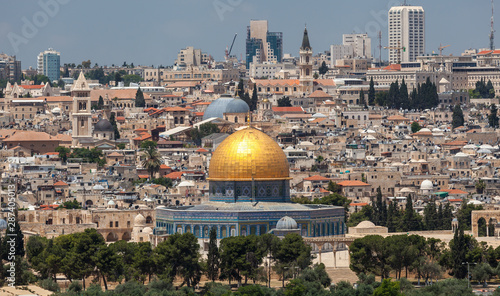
333,250 -> 337,268
487,223 -> 490,237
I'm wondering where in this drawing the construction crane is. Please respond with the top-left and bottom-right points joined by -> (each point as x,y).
384,42 -> 405,64
438,44 -> 450,56
225,33 -> 238,60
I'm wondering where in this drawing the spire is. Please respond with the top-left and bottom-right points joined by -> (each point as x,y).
301,27 -> 311,51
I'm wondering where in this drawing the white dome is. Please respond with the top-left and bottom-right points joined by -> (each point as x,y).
134,213 -> 146,226
462,144 -> 477,150
467,199 -> 483,205
420,180 -> 433,190
312,113 -> 327,118
480,144 -> 494,149
107,200 -> 116,206
356,221 -> 376,228
455,152 -> 469,158
51,107 -> 61,114
177,181 -> 194,187
419,128 -> 431,133
276,216 -> 298,230
143,227 -> 153,234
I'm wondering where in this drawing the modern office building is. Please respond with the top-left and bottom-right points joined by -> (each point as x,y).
388,5 -> 425,64
37,48 -> 61,82
343,33 -> 371,59
246,20 -> 283,68
0,54 -> 21,82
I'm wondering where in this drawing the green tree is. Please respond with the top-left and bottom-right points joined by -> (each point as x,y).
55,146 -> 71,163
135,87 -> 145,107
489,103 -> 499,128
141,141 -> 161,179
2,210 -> 25,259
373,279 -> 402,296
368,77 -> 376,106
400,78 -> 410,109
359,89 -> 366,107
155,232 -> 202,287
206,227 -> 220,282
190,122 -> 220,146
411,122 -> 421,133
275,233 -> 312,286
327,181 -> 342,194
109,113 -> 120,139
278,96 -> 292,107
81,60 -> 91,68
92,243 -> 120,290
476,179 -> 486,194
452,104 -> 465,129
250,83 -> 258,111
319,61 -> 329,76
472,263 -> 493,287
313,72 -> 319,79
132,242 -> 156,283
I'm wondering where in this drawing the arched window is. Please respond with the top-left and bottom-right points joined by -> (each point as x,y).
306,69 -> 310,76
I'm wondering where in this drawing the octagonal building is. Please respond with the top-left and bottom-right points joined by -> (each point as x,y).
154,126 -> 344,243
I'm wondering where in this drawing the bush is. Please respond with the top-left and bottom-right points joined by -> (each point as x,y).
39,278 -> 60,292
68,280 -> 82,292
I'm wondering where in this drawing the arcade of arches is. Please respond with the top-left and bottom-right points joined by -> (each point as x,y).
471,210 -> 499,237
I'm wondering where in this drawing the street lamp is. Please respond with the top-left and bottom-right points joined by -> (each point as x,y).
462,262 -> 477,289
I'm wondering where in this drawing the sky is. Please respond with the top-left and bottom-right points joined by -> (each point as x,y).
0,0 -> 496,69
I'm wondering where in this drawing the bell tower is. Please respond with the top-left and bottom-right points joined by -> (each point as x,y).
299,26 -> 313,95
71,72 -> 93,146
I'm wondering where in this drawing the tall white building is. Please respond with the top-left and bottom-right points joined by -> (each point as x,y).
37,48 -> 60,82
388,5 -> 425,64
343,34 -> 371,59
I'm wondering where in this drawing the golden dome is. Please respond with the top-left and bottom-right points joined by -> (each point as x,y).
209,127 -> 290,181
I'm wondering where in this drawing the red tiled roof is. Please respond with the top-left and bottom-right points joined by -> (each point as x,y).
350,202 -> 369,206
116,116 -> 126,122
304,175 -> 331,181
138,175 -> 149,179
160,164 -> 171,169
337,180 -> 370,187
133,132 -> 152,141
196,148 -> 209,153
164,171 -> 184,180
195,112 -> 204,117
383,64 -> 401,71
308,90 -> 333,98
53,181 -> 68,186
20,85 -> 44,89
45,152 -> 59,155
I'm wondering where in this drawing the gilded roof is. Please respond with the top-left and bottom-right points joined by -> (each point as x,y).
208,127 -> 290,181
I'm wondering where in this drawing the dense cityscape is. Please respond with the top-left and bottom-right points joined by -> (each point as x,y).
2,1 -> 500,295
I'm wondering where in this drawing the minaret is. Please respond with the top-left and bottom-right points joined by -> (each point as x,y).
299,26 -> 313,95
71,72 -> 93,146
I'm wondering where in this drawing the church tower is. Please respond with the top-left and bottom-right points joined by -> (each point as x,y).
299,27 -> 313,95
71,72 -> 93,146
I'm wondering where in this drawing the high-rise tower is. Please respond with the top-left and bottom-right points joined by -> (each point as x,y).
388,5 -> 425,64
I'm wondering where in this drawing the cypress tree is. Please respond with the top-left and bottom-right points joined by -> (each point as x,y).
135,87 -> 145,107
206,227 -> 220,282
400,78 -> 409,110
359,89 -> 366,108
368,77 -> 376,106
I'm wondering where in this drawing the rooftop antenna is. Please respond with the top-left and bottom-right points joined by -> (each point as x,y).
491,0 -> 495,50
378,31 -> 382,65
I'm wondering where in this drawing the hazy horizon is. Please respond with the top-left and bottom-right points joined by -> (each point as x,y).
1,0 -> 496,68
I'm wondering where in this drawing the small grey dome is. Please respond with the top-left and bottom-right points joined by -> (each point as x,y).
225,98 -> 250,114
94,119 -> 113,132
203,95 -> 250,120
0,219 -> 7,229
276,216 -> 298,230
